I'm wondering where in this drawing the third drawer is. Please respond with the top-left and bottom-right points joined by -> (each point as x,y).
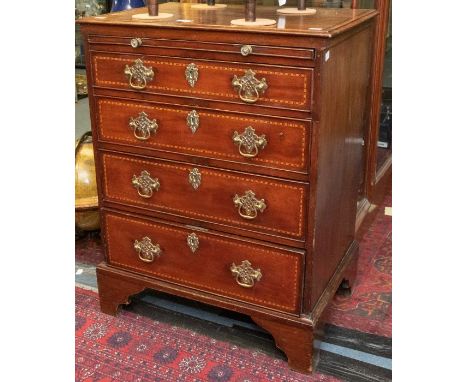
99,151 -> 308,243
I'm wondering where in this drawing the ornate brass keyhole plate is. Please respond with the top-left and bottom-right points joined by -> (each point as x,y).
129,111 -> 158,140
132,170 -> 160,198
124,59 -> 154,90
187,110 -> 199,134
187,233 -> 199,253
185,63 -> 199,87
188,168 -> 202,190
232,126 -> 267,158
232,69 -> 268,103
134,236 -> 161,263
233,190 -> 266,220
230,260 -> 262,288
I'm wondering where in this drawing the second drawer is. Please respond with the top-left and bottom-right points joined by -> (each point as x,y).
96,97 -> 310,175
100,151 -> 307,242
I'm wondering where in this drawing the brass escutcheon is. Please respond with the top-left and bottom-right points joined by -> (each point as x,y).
185,63 -> 199,87
232,126 -> 267,158
134,236 -> 161,263
132,170 -> 160,198
232,69 -> 268,104
233,190 -> 266,220
188,168 -> 202,190
187,110 -> 199,134
187,232 -> 199,253
124,59 -> 154,90
129,111 -> 158,140
230,260 -> 262,288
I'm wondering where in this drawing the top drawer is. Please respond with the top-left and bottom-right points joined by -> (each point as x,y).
90,52 -> 312,111
88,35 -> 316,67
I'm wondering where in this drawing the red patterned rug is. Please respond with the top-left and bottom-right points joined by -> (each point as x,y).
76,287 -> 340,382
323,191 -> 392,337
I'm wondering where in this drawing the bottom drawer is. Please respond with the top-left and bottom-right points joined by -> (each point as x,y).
103,210 -> 303,314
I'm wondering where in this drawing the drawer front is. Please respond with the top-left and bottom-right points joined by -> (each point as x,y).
91,53 -> 312,111
100,152 -> 307,240
96,97 -> 310,174
104,211 -> 303,314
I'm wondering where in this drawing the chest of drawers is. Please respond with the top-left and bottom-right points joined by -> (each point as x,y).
78,3 -> 377,374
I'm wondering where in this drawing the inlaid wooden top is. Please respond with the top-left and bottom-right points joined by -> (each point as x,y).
77,2 -> 377,37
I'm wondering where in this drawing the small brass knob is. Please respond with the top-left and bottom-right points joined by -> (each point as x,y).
240,45 -> 253,56
130,38 -> 142,48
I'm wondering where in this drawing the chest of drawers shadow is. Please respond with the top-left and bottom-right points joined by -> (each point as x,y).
78,3 -> 377,374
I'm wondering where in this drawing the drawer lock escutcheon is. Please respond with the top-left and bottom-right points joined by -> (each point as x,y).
134,236 -> 161,263
232,69 -> 268,104
185,63 -> 199,87
187,110 -> 199,134
230,260 -> 262,288
232,126 -> 267,158
132,170 -> 160,198
188,168 -> 202,190
187,233 -> 199,253
129,111 -> 158,140
233,190 -> 266,220
124,59 -> 154,90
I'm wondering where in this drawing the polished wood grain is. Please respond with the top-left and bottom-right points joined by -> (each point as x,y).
91,52 -> 313,111
78,3 -> 376,38
99,151 -> 308,242
95,97 -> 311,175
307,26 -> 373,309
103,210 -> 303,313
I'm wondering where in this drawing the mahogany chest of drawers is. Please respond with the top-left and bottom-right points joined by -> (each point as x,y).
78,3 -> 377,374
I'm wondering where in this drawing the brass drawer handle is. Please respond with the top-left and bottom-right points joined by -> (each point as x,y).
230,260 -> 262,288
132,170 -> 160,198
185,63 -> 199,87
232,69 -> 268,104
233,190 -> 266,220
129,111 -> 158,140
134,236 -> 161,263
124,59 -> 154,90
240,45 -> 253,56
232,126 -> 267,158
187,233 -> 199,253
130,37 -> 142,48
187,110 -> 199,133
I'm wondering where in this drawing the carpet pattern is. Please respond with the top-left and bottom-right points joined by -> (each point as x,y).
76,287 -> 340,382
323,192 -> 392,337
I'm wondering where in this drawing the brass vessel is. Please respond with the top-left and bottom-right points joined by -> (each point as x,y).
75,132 -> 100,231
